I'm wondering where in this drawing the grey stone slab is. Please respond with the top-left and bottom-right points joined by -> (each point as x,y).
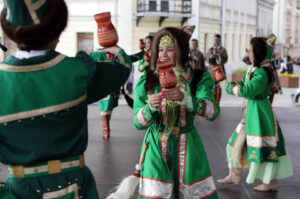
1,105 -> 300,199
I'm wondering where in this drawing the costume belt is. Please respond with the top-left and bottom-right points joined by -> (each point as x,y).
8,155 -> 85,178
152,121 -> 194,135
248,93 -> 269,100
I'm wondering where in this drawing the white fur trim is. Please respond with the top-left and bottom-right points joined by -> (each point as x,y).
139,177 -> 173,198
247,135 -> 277,148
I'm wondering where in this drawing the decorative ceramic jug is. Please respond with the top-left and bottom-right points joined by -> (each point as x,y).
139,39 -> 145,51
157,60 -> 177,88
144,52 -> 150,62
94,12 -> 118,47
213,66 -> 225,82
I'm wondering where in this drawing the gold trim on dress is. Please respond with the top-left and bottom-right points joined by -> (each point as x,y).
32,0 -> 46,10
117,54 -> 131,69
12,165 -> 24,178
0,95 -> 87,123
0,54 -> 66,72
48,160 -> 62,174
24,0 -> 42,24
43,184 -> 79,199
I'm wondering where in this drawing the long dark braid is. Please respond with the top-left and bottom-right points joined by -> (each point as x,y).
190,69 -> 204,96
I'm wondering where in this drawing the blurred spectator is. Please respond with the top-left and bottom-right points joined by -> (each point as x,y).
280,55 -> 293,74
189,39 -> 206,71
286,58 -> 294,74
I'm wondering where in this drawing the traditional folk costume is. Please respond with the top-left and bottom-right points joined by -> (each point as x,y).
206,35 -> 228,104
190,39 -> 206,71
218,35 -> 293,191
137,36 -> 153,74
0,1 -> 132,198
91,50 -> 144,140
133,27 -> 220,199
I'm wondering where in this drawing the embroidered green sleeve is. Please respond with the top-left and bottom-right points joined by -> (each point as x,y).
81,50 -> 132,104
130,51 -> 144,63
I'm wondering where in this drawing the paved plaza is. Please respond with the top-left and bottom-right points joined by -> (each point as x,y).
1,94 -> 299,198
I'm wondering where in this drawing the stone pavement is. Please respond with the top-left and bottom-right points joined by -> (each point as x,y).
1,103 -> 299,199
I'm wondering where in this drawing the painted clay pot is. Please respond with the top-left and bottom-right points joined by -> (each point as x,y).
139,39 -> 145,52
157,60 -> 177,88
213,66 -> 225,81
94,12 -> 118,47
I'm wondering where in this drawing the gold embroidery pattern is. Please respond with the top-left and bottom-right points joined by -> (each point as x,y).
249,150 -> 257,160
143,107 -> 150,122
267,151 -> 279,160
197,100 -> 204,115
0,95 -> 87,123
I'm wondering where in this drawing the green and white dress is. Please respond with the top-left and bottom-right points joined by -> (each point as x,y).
0,49 -> 131,198
134,66 -> 220,199
137,55 -> 149,73
226,66 -> 293,184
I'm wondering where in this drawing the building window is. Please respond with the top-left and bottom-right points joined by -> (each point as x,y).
137,0 -> 191,14
161,0 -> 169,12
149,0 -> 157,11
77,33 -> 94,54
182,0 -> 192,13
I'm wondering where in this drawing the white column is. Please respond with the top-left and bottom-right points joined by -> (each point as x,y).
118,0 -> 132,53
235,0 -> 241,62
228,0 -> 234,63
241,0 -> 248,56
291,0 -> 296,43
221,0 -> 226,47
278,0 -> 287,44
188,0 -> 200,42
114,0 -> 118,25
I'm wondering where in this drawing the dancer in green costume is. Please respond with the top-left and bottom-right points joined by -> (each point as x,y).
90,49 -> 144,140
0,0 -> 132,198
137,35 -> 153,73
218,35 -> 293,191
133,26 -> 220,199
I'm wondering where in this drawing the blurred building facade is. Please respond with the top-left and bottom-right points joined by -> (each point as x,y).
273,0 -> 300,57
0,0 -> 288,75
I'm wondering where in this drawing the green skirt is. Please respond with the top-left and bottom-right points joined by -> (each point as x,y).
138,125 -> 218,199
98,94 -> 119,113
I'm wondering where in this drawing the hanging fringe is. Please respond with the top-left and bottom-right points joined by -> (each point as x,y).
106,143 -> 149,199
106,172 -> 140,199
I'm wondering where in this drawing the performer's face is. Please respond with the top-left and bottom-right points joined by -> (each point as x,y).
248,49 -> 254,64
146,42 -> 151,51
159,46 -> 176,65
